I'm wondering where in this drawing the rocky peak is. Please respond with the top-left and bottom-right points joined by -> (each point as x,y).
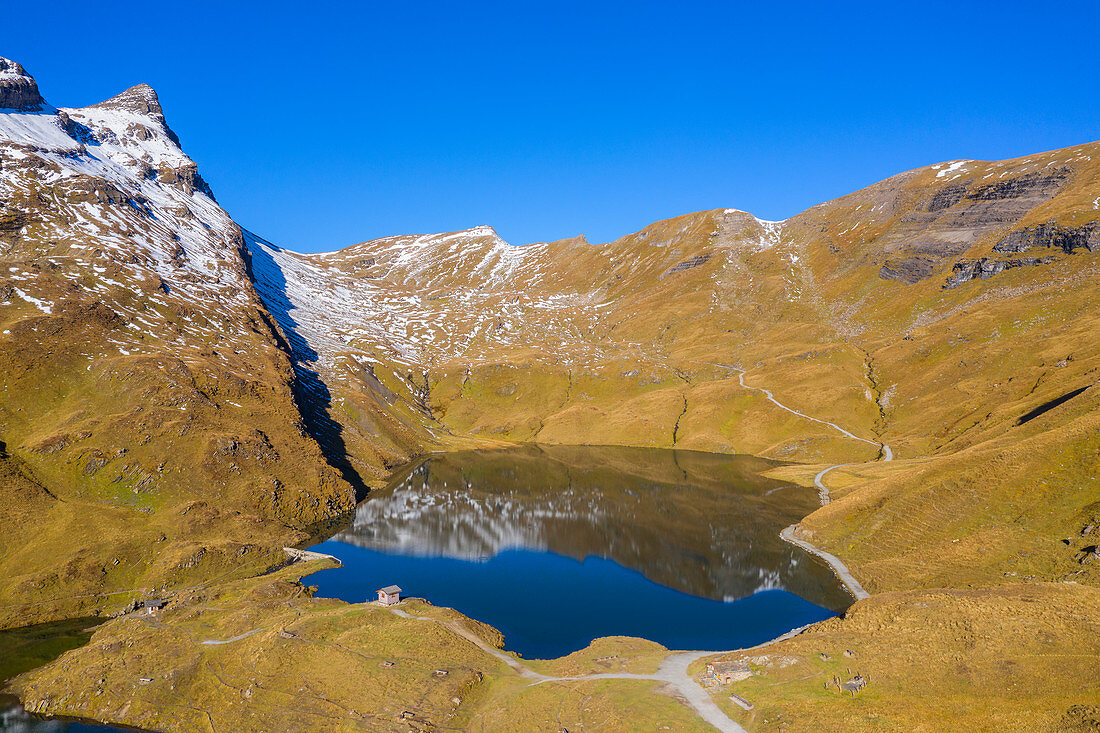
83,83 -> 183,151
58,81 -> 217,199
91,83 -> 165,116
0,56 -> 46,110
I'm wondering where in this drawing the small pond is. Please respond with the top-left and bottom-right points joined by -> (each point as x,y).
310,445 -> 851,659
0,619 -> 145,732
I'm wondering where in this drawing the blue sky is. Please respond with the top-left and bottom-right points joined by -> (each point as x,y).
5,1 -> 1099,251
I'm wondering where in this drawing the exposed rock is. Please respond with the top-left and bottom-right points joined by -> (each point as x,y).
0,57 -> 45,110
881,168 -> 1074,283
927,183 -> 967,212
156,163 -> 217,200
943,256 -> 1054,289
661,252 -> 712,278
880,255 -> 937,284
967,169 -> 1071,201
91,83 -> 166,116
994,221 -> 1098,254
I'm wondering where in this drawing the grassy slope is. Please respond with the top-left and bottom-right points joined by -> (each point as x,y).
11,558 -> 713,733
699,584 -> 1100,732
0,256 -> 355,629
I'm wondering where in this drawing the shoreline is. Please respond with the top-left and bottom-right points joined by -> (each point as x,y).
780,524 -> 870,601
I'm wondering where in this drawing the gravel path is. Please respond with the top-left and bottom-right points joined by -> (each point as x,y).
780,525 -> 870,600
199,628 -> 265,645
377,366 -> 894,731
733,366 -> 888,601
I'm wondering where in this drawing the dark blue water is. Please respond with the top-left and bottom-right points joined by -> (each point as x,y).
307,445 -> 849,659
309,541 -> 836,659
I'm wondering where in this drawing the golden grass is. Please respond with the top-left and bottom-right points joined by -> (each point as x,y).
699,584 -> 1100,732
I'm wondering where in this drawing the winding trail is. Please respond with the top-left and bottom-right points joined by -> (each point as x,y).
780,525 -> 869,600
735,370 -> 881,450
199,628 -> 264,645
731,366 -> 892,502
378,364 -> 893,731
733,366 -> 889,601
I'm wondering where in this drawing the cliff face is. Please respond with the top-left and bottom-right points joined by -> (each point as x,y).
0,58 -> 45,111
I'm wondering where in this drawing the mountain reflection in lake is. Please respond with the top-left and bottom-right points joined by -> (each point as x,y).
310,445 -> 851,658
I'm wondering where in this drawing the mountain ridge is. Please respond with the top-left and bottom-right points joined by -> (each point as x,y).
1,56 -> 1098,733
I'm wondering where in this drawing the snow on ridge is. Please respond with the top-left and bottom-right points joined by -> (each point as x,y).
934,160 -> 971,180
319,224 -> 508,259
0,95 -> 258,351
722,207 -> 788,225
0,107 -> 80,151
62,103 -> 193,171
244,221 -> 613,376
716,209 -> 785,251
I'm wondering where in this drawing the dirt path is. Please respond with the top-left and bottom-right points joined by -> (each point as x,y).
199,628 -> 265,645
735,369 -> 888,459
386,604 -> 749,732
386,606 -> 541,678
780,525 -> 869,600
534,651 -> 748,733
734,367 -> 885,600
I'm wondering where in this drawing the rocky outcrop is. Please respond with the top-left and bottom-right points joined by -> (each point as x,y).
879,255 -> 938,284
0,57 -> 46,110
880,168 -> 1075,284
56,83 -> 217,200
926,183 -> 967,212
943,256 -> 1054,289
994,221 -> 1098,254
661,252 -> 711,279
967,168 -> 1071,201
90,82 -> 167,116
157,163 -> 217,199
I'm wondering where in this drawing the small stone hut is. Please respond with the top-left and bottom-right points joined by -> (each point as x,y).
706,660 -> 752,684
376,585 -> 402,606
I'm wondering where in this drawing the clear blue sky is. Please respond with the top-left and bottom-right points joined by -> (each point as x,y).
5,1 -> 1099,251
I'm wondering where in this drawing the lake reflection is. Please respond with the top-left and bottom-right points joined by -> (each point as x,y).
311,446 -> 850,657
332,446 -> 850,609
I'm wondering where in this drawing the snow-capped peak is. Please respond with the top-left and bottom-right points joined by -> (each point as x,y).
58,83 -> 215,198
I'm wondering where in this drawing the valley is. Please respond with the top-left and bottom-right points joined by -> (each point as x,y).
0,55 -> 1098,732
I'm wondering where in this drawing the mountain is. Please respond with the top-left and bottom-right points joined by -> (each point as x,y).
1,56 -> 1098,731
0,58 -> 355,626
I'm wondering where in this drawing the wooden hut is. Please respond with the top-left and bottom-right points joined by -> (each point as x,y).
376,585 -> 402,606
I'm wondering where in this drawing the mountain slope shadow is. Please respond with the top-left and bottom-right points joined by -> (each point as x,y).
242,231 -> 370,501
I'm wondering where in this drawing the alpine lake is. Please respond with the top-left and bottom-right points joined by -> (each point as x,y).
308,445 -> 851,659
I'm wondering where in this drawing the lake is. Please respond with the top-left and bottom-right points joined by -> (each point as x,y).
309,445 -> 851,659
